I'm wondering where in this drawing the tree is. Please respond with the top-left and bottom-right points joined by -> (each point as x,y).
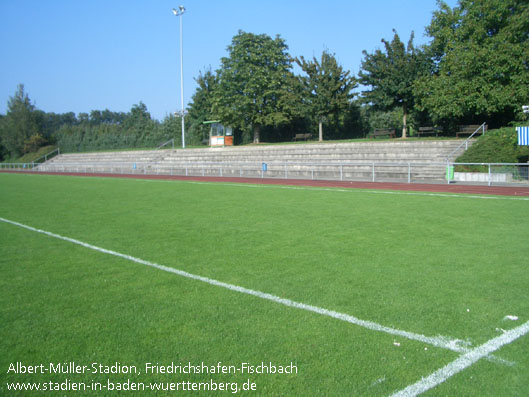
23,133 -> 47,154
0,115 -> 6,161
34,111 -> 79,142
159,113 -> 184,146
415,0 -> 529,126
123,102 -> 160,147
359,31 -> 428,138
78,113 -> 90,124
187,68 -> 219,145
296,50 -> 357,141
213,31 -> 297,143
0,84 -> 40,157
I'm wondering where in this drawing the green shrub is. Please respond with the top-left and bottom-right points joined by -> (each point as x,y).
23,133 -> 47,154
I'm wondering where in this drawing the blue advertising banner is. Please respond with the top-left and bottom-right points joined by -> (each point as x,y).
516,126 -> 529,146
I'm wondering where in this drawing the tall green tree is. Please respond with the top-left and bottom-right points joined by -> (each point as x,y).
359,31 -> 428,138
34,111 -> 79,141
0,115 -> 5,160
159,113 -> 184,146
213,31 -> 297,143
415,0 -> 529,126
123,102 -> 162,147
187,68 -> 219,144
296,50 -> 357,141
0,84 -> 40,156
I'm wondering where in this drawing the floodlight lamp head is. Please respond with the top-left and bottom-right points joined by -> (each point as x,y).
523,105 -> 529,113
172,6 -> 185,16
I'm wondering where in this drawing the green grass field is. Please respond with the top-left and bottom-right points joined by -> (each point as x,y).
1,172 -> 528,396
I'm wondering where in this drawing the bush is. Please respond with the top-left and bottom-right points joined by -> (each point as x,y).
23,133 -> 47,154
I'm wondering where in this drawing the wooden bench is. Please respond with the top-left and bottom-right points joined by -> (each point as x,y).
293,133 -> 312,141
417,126 -> 442,137
369,128 -> 396,139
456,124 -> 487,138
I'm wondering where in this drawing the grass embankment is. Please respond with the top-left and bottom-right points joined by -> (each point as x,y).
2,146 -> 57,164
455,127 -> 529,171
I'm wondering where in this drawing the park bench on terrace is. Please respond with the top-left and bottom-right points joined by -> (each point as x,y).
369,128 -> 396,139
456,124 -> 487,138
293,133 -> 312,141
417,126 -> 443,137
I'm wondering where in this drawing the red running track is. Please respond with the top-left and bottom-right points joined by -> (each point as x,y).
2,170 -> 529,197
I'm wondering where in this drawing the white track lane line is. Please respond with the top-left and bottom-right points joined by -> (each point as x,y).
1,216 -> 468,353
391,320 -> 529,396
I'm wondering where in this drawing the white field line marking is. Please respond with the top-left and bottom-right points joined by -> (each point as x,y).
1,216 -> 467,353
391,320 -> 529,397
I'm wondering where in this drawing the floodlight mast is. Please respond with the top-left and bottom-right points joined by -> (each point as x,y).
172,6 -> 186,148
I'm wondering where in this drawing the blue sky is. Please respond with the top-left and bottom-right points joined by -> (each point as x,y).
0,0 -> 458,121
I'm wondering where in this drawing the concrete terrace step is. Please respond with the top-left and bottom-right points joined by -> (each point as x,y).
51,141 -> 466,159
160,153 -> 451,162
40,140 -> 472,182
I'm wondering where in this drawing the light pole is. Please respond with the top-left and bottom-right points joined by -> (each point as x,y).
172,5 -> 186,148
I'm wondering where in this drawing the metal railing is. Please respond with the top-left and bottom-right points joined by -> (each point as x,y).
1,163 -> 38,170
156,139 -> 175,150
3,160 -> 528,187
32,147 -> 60,165
0,148 -> 60,171
446,122 -> 487,161
446,162 -> 529,186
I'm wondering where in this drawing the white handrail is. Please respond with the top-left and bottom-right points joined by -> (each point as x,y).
156,139 -> 175,150
32,147 -> 60,165
446,122 -> 487,161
